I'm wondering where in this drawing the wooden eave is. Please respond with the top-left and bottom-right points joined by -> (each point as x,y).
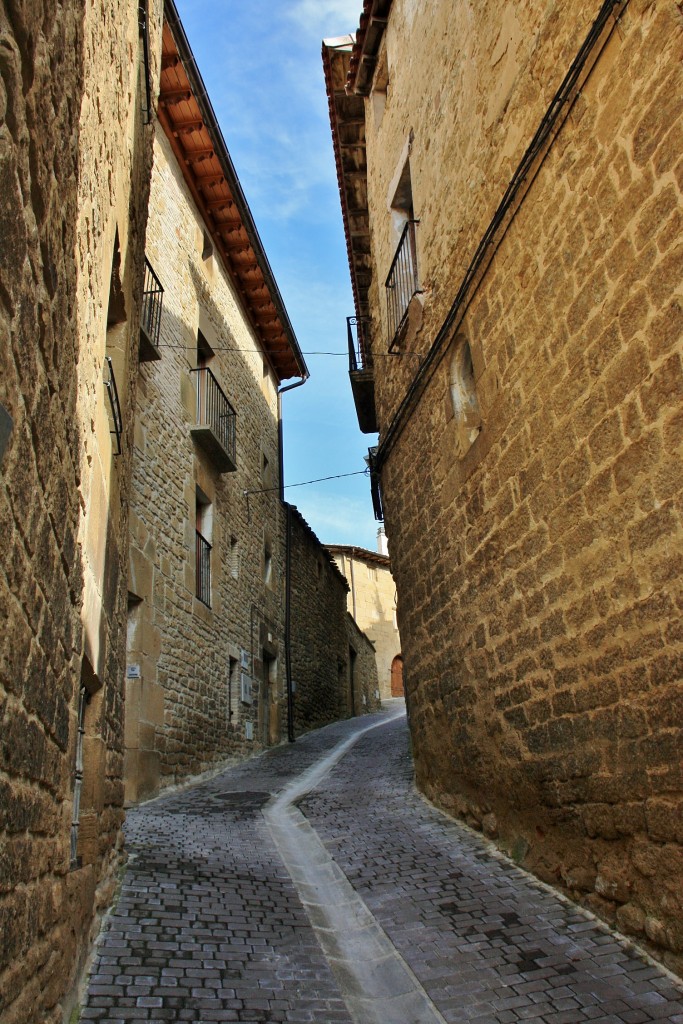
325,543 -> 390,568
158,11 -> 307,383
346,0 -> 393,96
322,38 -> 372,358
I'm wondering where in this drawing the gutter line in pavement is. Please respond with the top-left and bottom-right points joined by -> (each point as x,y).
263,707 -> 448,1024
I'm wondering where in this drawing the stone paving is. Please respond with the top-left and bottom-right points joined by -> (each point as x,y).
81,704 -> 683,1023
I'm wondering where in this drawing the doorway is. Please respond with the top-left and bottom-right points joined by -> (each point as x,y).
261,652 -> 278,745
391,654 -> 404,697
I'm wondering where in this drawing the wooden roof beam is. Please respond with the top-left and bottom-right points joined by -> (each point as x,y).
159,88 -> 192,105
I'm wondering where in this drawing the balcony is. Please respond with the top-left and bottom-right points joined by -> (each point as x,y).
195,530 -> 211,607
385,219 -> 420,350
139,257 -> 163,362
190,366 -> 237,472
347,316 -> 377,434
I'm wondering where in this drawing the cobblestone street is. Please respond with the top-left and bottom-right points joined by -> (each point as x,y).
81,704 -> 683,1024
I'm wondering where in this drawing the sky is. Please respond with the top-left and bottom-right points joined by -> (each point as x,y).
174,0 -> 381,551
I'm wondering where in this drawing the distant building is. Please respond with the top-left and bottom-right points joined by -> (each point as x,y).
290,508 -> 380,732
324,0 -> 683,973
327,536 -> 403,699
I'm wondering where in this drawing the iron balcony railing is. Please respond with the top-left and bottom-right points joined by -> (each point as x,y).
347,316 -> 373,373
190,366 -> 237,465
385,219 -> 420,349
366,446 -> 384,522
104,356 -> 123,455
141,257 -> 163,351
196,530 -> 211,607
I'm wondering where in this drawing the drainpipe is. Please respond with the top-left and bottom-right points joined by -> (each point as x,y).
278,375 -> 309,743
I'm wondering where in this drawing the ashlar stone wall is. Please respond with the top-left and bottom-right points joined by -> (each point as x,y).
289,509 -> 380,733
0,0 -> 162,1020
363,0 -> 683,972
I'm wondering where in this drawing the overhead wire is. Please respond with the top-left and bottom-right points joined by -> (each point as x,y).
244,468 -> 369,497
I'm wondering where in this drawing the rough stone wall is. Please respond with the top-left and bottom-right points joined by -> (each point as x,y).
363,0 -> 683,971
0,0 -> 161,1020
329,548 -> 401,699
346,613 -> 382,716
125,127 -> 287,802
289,509 -> 380,733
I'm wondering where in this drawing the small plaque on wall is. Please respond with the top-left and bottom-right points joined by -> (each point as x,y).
127,664 -> 141,679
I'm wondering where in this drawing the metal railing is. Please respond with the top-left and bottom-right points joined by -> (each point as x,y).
190,366 -> 236,464
141,257 -> 163,349
366,446 -> 384,522
385,219 -> 420,349
196,530 -> 211,607
104,356 -> 123,455
347,316 -> 373,373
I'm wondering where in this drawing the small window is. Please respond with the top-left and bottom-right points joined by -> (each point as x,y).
201,230 -> 214,261
197,329 -> 214,368
450,336 -> 482,456
195,487 -> 212,607
228,657 -> 238,723
264,537 -> 273,587
230,535 -> 239,578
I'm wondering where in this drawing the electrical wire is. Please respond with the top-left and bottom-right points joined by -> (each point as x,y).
154,344 -> 424,358
244,468 -> 369,497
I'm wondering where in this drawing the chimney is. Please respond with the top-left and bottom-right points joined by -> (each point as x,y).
377,526 -> 388,556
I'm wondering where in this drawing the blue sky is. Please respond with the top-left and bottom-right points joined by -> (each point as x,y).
174,0 -> 381,551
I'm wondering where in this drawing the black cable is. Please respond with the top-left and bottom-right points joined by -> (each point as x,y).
244,468 -> 368,496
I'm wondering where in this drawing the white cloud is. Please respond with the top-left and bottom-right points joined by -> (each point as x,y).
287,0 -> 362,38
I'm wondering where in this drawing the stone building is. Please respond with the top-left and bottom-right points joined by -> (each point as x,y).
0,0 -> 162,1020
124,3 -> 308,803
326,539 -> 403,698
124,3 -> 378,804
325,0 -> 683,972
289,508 -> 380,732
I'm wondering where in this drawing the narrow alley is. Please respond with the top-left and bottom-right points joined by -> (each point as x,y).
80,704 -> 683,1024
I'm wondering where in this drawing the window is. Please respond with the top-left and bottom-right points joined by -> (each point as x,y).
449,335 -> 482,456
105,232 -> 127,455
228,657 -> 238,724
70,685 -> 89,869
386,158 -> 420,348
195,487 -> 212,607
264,537 -> 273,588
230,535 -> 239,578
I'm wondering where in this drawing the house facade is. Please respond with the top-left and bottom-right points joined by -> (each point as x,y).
0,1 -> 163,1020
290,508 -> 380,732
326,541 -> 402,699
124,5 -> 309,803
325,0 -> 683,971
